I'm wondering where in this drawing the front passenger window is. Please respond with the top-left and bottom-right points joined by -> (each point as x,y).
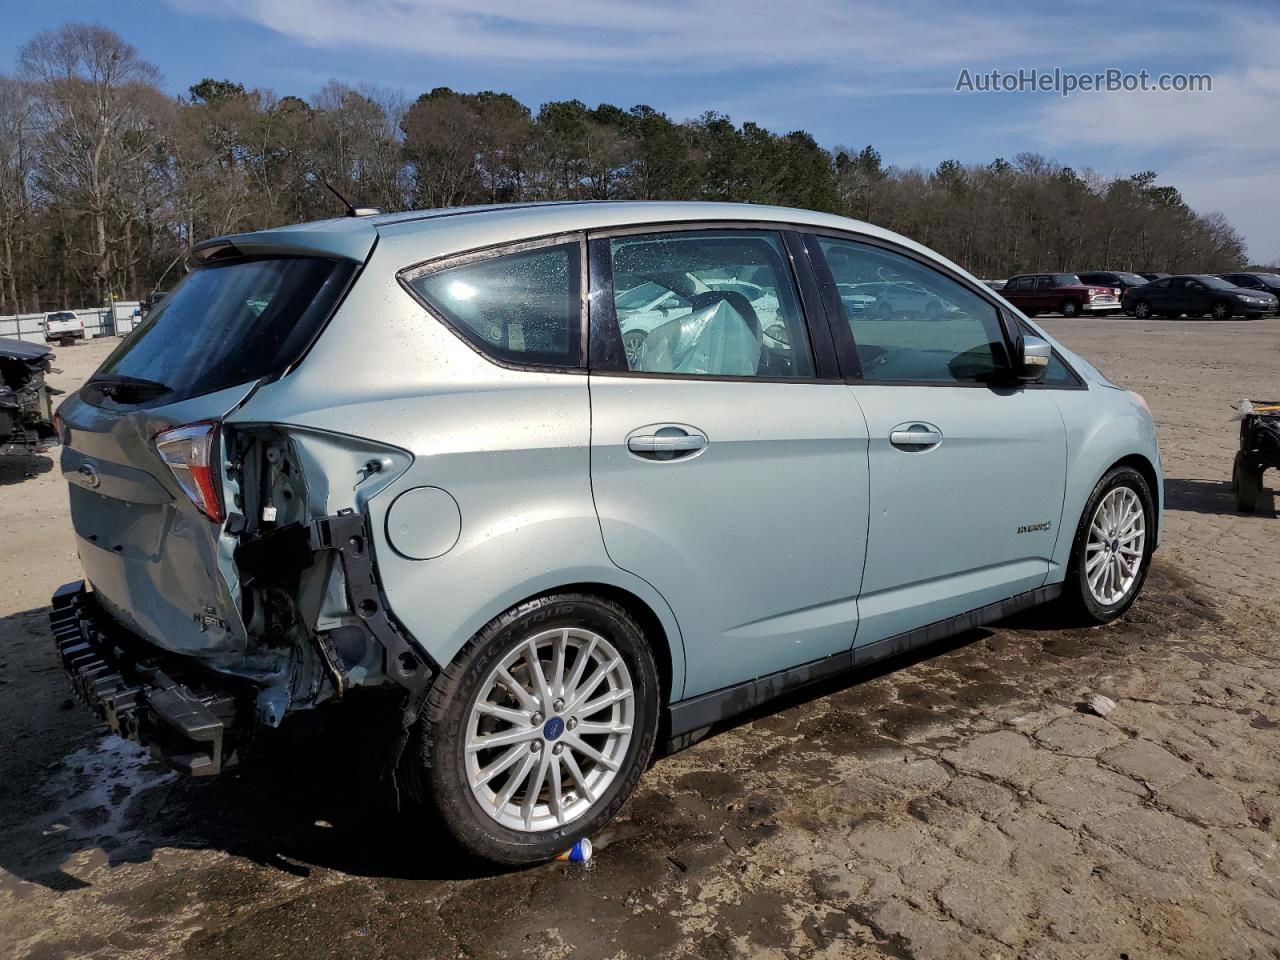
817,237 -> 1009,383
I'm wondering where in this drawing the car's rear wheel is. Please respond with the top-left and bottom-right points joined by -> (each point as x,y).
1063,466 -> 1154,624
1060,299 -> 1081,318
1132,301 -> 1152,319
403,593 -> 660,864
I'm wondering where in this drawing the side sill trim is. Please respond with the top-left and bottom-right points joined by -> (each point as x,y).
665,583 -> 1063,738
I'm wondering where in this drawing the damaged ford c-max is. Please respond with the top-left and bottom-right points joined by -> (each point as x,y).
52,201 -> 1161,864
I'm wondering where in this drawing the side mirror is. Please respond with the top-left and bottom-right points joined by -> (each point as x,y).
1015,334 -> 1052,382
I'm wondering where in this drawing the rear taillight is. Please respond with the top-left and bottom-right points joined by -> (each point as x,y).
155,421 -> 224,522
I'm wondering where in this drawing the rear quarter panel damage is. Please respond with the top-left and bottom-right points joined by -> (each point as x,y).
229,236 -> 688,701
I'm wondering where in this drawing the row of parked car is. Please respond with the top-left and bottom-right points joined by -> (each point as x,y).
985,270 -> 1280,320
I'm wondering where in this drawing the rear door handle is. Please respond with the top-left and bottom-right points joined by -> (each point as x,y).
626,425 -> 708,461
889,423 -> 943,450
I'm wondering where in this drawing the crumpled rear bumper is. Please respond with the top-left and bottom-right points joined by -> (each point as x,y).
50,580 -> 244,775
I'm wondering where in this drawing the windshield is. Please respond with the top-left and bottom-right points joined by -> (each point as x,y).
1054,274 -> 1081,286
1115,273 -> 1147,285
93,256 -> 353,405
1197,275 -> 1234,290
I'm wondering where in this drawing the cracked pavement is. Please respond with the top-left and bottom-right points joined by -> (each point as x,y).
2,318 -> 1278,960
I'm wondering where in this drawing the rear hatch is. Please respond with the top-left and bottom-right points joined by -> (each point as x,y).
58,248 -> 362,678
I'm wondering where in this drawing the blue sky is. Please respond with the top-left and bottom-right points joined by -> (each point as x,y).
3,0 -> 1279,262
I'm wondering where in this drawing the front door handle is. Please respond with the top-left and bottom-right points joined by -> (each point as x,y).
889,423 -> 943,450
626,425 -> 708,461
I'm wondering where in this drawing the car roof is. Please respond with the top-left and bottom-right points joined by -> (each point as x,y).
372,200 -> 937,262
199,201 -> 983,288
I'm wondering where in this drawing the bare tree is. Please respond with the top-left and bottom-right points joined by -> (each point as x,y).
20,23 -> 161,302
0,75 -> 37,313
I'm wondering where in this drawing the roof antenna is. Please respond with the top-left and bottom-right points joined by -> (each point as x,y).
314,173 -> 383,218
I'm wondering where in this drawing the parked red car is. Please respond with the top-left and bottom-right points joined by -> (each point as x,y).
1001,273 -> 1121,317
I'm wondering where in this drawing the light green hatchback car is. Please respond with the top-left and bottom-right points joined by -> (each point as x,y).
51,201 -> 1161,863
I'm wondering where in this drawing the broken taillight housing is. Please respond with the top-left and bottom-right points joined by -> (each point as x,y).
155,421 -> 224,522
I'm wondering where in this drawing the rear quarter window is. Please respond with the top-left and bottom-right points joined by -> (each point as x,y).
402,241 -> 583,369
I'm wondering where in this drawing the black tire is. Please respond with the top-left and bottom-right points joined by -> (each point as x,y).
1132,300 -> 1152,320
1062,466 -> 1155,624
1060,299 -> 1081,318
402,592 -> 660,865
1210,300 -> 1232,321
1234,453 -> 1260,512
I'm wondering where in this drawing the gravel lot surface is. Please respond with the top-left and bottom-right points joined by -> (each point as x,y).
2,318 -> 1278,960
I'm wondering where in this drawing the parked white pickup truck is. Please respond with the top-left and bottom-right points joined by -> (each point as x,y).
43,310 -> 85,343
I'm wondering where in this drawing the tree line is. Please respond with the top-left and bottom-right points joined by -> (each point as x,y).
0,23 -> 1252,315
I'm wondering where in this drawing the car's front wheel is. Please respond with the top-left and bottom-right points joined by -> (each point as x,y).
1210,300 -> 1232,320
404,593 -> 660,864
1132,300 -> 1152,319
1063,466 -> 1154,624
1060,299 -> 1081,318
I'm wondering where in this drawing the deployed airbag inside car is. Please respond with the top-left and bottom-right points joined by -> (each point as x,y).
637,299 -> 761,376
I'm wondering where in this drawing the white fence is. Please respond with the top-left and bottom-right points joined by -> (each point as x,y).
0,303 -> 141,344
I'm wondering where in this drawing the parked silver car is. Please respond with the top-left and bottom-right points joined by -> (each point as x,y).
52,202 -> 1162,863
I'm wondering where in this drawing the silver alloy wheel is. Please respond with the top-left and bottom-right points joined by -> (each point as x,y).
1085,486 -> 1146,606
465,627 -> 635,832
1134,301 -> 1151,319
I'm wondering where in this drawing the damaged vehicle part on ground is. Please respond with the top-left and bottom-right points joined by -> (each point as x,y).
0,337 -> 59,456
54,201 -> 1162,864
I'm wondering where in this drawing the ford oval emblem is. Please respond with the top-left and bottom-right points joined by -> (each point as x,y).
77,461 -> 101,489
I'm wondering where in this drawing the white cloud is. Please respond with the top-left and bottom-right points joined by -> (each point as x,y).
1033,19 -> 1280,263
166,0 -> 1204,73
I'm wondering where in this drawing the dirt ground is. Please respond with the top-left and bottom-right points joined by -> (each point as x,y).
1,319 -> 1277,960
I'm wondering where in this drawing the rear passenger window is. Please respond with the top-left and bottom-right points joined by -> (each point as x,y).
405,242 -> 582,368
818,237 -> 1009,384
605,230 -> 815,379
